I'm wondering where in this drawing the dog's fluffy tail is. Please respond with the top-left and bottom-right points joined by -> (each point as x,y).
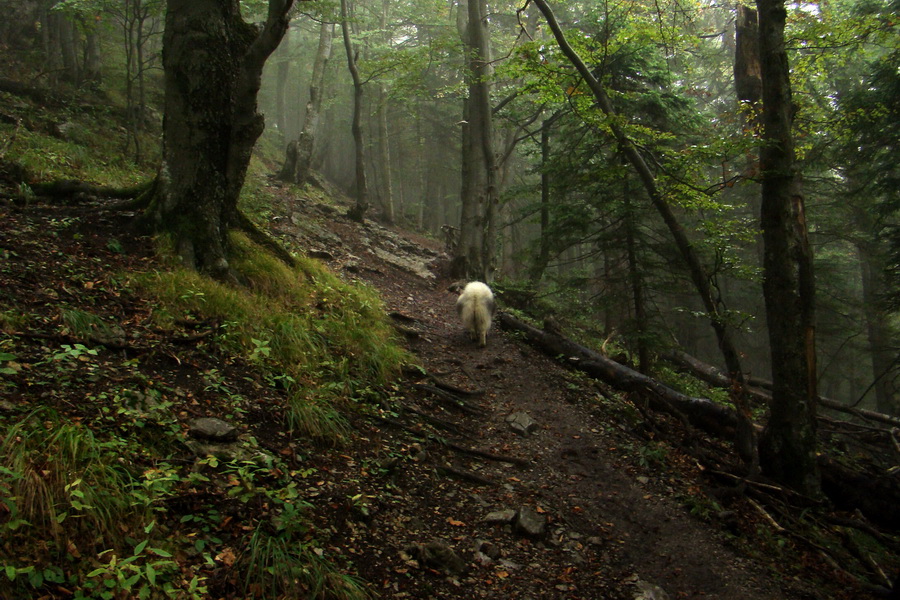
456,281 -> 496,347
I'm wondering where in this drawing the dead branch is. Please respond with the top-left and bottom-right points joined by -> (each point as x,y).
429,377 -> 486,397
414,383 -> 487,416
403,403 -> 471,437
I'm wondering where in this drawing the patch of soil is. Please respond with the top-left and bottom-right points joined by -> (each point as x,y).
0,186 -> 874,600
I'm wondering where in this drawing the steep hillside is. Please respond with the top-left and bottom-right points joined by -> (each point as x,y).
1,174 -> 890,599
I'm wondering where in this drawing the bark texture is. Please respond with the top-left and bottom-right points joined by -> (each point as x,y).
143,0 -> 293,278
452,0 -> 498,282
734,5 -> 762,104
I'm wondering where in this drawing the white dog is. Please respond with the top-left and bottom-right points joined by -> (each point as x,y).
456,281 -> 496,347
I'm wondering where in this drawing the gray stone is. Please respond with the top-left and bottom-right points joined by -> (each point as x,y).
189,417 -> 239,442
484,509 -> 517,525
515,507 -> 547,537
474,539 -> 501,560
403,540 -> 467,575
506,411 -> 538,435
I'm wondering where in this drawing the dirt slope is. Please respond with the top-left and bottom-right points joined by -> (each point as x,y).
0,184 -> 859,599
266,185 -> 839,600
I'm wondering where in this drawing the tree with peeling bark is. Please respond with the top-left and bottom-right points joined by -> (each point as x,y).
139,0 -> 297,280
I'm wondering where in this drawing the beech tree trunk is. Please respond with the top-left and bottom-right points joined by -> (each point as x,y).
273,24 -> 291,140
452,0 -> 497,282
279,21 -> 333,185
142,0 -> 294,279
734,5 -> 762,105
756,0 -> 820,496
341,0 -> 369,222
376,0 -> 395,224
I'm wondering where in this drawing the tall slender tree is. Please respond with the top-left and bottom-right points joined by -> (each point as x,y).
453,0 -> 498,281
755,0 -> 820,495
341,0 -> 370,222
279,20 -> 334,185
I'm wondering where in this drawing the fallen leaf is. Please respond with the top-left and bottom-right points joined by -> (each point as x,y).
447,518 -> 465,527
216,547 -> 237,566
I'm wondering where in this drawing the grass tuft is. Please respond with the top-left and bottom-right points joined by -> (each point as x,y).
242,525 -> 371,600
0,409 -> 146,551
135,232 -> 411,442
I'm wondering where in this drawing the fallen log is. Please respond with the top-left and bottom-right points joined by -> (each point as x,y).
663,350 -> 900,429
500,313 -> 900,530
497,312 -> 738,438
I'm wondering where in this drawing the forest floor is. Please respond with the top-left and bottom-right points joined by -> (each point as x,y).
0,176 -> 884,599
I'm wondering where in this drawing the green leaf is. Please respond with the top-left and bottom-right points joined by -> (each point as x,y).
148,548 -> 172,558
145,564 -> 156,585
133,540 -> 148,556
4,565 -> 16,580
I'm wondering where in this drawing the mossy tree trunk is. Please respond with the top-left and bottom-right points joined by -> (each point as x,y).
142,0 -> 294,279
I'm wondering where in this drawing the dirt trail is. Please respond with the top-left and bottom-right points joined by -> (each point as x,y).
273,197 -> 810,600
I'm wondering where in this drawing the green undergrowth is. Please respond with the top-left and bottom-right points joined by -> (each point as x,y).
0,96 -> 157,187
137,233 -> 409,430
1,233 -> 409,598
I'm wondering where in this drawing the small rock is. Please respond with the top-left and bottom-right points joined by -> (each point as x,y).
515,507 -> 547,538
308,249 -> 334,260
633,579 -> 671,600
506,411 -> 538,435
474,540 -> 501,560
404,540 -> 467,575
500,558 -> 523,570
484,509 -> 517,525
189,417 -> 239,442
